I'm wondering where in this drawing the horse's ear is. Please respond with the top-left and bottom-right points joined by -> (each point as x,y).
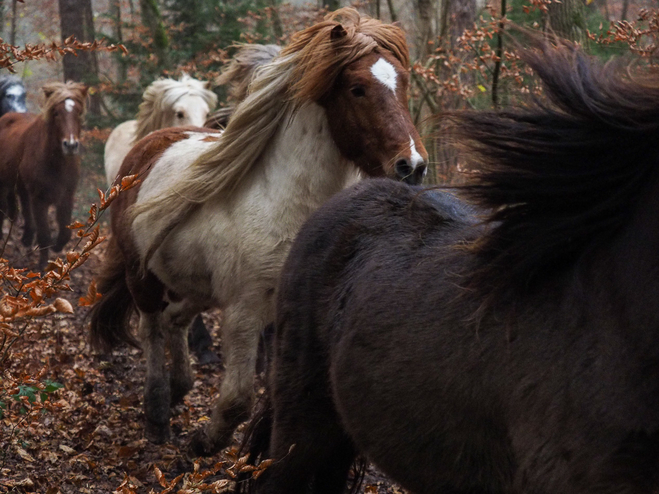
331,24 -> 347,41
391,21 -> 403,29
204,81 -> 211,89
43,87 -> 55,99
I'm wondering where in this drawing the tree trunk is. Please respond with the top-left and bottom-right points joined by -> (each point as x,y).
139,0 -> 169,70
59,0 -> 101,115
386,0 -> 397,22
417,0 -> 434,60
10,0 -> 17,46
448,0 -> 476,46
621,0 -> 630,21
110,0 -> 127,82
546,0 -> 587,42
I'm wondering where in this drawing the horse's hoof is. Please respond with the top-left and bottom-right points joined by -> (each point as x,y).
144,420 -> 171,444
189,428 -> 223,457
195,350 -> 221,366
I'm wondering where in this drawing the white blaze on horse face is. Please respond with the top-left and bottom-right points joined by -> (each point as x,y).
409,136 -> 426,175
64,99 -> 75,113
370,58 -> 398,94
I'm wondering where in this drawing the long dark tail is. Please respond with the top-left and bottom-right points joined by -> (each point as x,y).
89,236 -> 139,351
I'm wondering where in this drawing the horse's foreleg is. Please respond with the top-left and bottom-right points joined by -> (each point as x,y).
162,300 -> 199,406
191,303 -> 265,456
18,184 -> 34,247
138,309 -> 171,444
53,190 -> 74,252
32,198 -> 51,269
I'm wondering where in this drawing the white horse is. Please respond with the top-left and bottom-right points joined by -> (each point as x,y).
90,8 -> 428,455
103,74 -> 217,186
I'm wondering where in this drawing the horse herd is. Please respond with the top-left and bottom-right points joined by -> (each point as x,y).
2,8 -> 659,493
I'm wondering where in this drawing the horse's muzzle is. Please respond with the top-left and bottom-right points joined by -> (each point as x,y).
62,139 -> 80,155
395,158 -> 427,185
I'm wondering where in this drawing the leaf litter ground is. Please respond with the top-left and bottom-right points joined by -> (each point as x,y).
0,181 -> 406,494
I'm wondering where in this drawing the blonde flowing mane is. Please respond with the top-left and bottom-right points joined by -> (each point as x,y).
133,74 -> 218,143
41,81 -> 87,119
133,7 -> 409,261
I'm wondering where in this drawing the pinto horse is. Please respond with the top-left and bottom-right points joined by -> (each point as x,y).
89,7 -> 428,455
104,74 -> 217,186
0,76 -> 27,117
242,43 -> 659,494
0,82 -> 87,268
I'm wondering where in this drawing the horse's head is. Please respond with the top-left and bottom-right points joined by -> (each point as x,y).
285,9 -> 428,185
168,90 -> 213,129
322,48 -> 428,184
42,82 -> 87,156
0,78 -> 27,115
135,76 -> 217,142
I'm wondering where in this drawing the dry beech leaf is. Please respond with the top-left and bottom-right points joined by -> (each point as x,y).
54,298 -> 74,314
16,447 -> 35,462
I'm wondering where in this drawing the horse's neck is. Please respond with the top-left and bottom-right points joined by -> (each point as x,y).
257,103 -> 356,220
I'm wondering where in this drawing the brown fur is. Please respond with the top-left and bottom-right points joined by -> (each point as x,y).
0,81 -> 87,268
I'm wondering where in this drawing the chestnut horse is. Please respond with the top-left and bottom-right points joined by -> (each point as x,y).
243,44 -> 659,493
0,82 -> 87,268
104,74 -> 217,186
89,7 -> 428,455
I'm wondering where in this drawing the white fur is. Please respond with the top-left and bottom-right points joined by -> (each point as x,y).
410,135 -> 425,171
370,58 -> 398,93
104,91 -> 212,186
6,85 -> 24,97
64,98 -> 75,112
132,105 -> 360,443
104,120 -> 138,185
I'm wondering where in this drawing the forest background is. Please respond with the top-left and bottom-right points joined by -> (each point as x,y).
1,0 -> 659,492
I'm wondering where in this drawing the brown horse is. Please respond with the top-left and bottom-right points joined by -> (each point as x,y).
90,7 -> 427,455
242,44 -> 659,493
0,81 -> 87,268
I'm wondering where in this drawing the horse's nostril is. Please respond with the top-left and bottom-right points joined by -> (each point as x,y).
395,158 -> 413,181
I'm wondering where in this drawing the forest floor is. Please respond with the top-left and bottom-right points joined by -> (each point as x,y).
0,151 -> 406,493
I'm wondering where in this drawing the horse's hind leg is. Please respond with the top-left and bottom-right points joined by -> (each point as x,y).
254,388 -> 356,494
53,187 -> 74,252
191,302 -> 266,456
137,308 -> 171,443
162,299 -> 200,406
18,183 -> 34,247
188,315 -> 221,365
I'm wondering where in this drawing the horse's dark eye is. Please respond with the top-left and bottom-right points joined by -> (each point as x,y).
176,111 -> 185,119
351,86 -> 366,98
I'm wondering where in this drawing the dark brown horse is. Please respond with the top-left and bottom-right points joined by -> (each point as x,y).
243,44 -> 659,493
0,81 -> 87,268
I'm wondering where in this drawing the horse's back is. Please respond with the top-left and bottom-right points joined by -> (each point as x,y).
104,119 -> 137,186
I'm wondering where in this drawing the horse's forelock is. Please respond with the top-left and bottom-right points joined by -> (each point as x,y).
41,81 -> 87,119
134,76 -> 217,142
282,8 -> 409,103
